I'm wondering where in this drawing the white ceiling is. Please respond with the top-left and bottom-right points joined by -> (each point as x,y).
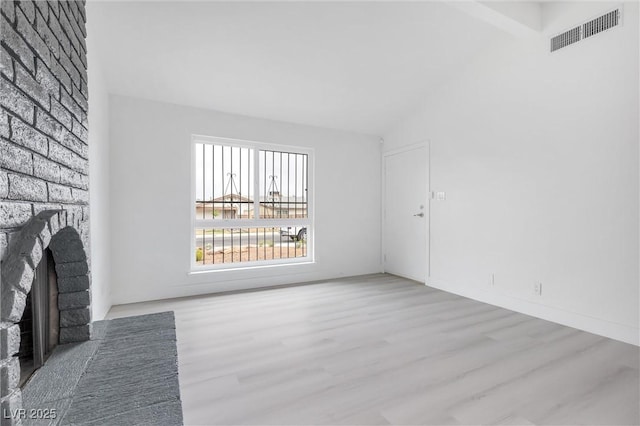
88,1 -> 511,136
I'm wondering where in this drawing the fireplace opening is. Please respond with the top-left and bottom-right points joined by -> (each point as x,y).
17,247 -> 59,387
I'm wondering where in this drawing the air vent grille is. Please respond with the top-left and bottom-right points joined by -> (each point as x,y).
550,8 -> 621,53
583,9 -> 619,39
550,27 -> 581,52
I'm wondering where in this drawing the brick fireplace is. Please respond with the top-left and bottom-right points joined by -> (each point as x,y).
1,1 -> 90,424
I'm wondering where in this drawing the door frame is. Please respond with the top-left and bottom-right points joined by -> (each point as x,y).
381,141 -> 431,283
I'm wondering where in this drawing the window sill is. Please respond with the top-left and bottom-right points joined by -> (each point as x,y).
188,259 -> 315,275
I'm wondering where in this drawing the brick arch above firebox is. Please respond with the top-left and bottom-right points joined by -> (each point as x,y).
0,210 -> 92,343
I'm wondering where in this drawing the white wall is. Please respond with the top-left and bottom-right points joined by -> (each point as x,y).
383,2 -> 639,345
87,11 -> 112,320
108,95 -> 381,304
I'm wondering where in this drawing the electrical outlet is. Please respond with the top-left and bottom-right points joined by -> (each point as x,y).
533,282 -> 542,296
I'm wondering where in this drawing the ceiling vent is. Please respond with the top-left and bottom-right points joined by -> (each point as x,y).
550,8 -> 622,53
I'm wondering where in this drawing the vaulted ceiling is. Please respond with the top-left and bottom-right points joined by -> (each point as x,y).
88,1 -> 530,135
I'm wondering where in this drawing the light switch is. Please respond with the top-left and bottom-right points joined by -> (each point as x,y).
436,191 -> 446,201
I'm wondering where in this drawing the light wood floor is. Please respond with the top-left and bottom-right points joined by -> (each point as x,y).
107,274 -> 640,426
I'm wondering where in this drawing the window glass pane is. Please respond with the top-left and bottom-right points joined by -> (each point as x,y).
195,143 -> 254,219
194,226 -> 308,266
258,150 -> 308,219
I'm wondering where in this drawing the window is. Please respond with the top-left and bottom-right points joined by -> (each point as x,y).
191,136 -> 312,270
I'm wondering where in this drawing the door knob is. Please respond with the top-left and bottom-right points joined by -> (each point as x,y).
413,213 -> 424,217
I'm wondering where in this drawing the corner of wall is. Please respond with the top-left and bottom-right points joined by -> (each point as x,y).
87,4 -> 112,320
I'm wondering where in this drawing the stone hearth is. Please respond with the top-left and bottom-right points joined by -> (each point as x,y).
20,312 -> 183,426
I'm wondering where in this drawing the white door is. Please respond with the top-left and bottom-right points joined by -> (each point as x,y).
383,145 -> 428,282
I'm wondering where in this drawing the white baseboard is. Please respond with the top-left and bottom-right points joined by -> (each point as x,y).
427,278 -> 639,346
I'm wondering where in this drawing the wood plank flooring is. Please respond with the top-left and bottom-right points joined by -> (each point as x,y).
106,274 -> 640,425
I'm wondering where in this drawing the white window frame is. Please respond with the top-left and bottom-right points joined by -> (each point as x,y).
190,134 -> 314,271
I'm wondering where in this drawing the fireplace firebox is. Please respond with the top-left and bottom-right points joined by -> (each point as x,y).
17,248 -> 59,387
